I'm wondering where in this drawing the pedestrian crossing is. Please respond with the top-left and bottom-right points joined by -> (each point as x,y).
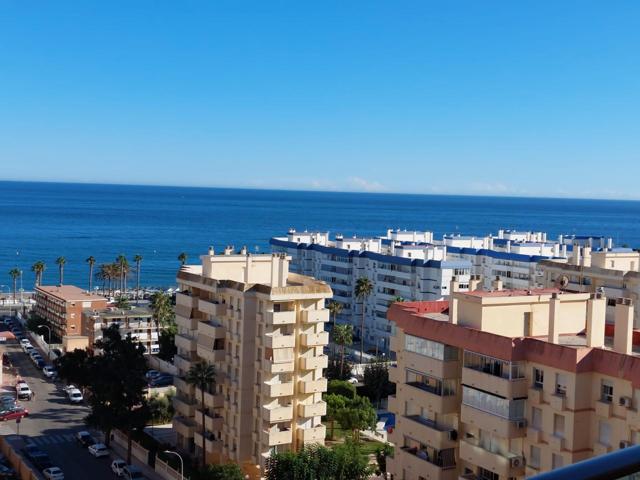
27,433 -> 75,446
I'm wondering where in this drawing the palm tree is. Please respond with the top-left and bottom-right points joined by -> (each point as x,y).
8,269 -> 21,302
55,257 -> 66,285
150,291 -> 173,342
96,264 -> 109,295
333,324 -> 353,378
133,254 -> 143,300
327,300 -> 343,330
116,255 -> 129,294
178,252 -> 188,266
186,361 -> 216,467
355,276 -> 373,363
31,261 -> 45,287
86,256 -> 96,292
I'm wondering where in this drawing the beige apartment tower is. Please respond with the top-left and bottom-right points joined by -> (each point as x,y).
172,248 -> 331,478
387,283 -> 640,480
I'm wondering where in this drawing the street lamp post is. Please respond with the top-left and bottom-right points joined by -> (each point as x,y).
38,324 -> 52,361
163,450 -> 184,480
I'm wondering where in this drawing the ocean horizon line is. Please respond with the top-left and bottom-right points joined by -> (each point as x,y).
1,178 -> 639,203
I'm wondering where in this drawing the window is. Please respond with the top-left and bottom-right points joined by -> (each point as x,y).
601,380 -> 614,403
553,414 -> 565,438
599,420 -> 612,446
552,453 -> 564,469
555,373 -> 567,396
533,368 -> 544,389
405,335 -> 458,361
462,386 -> 525,420
531,407 -> 542,429
529,446 -> 541,469
463,351 -> 525,380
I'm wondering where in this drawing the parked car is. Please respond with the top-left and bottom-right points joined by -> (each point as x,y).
42,366 -> 57,378
16,382 -> 32,401
123,465 -> 145,479
62,385 -> 77,394
0,407 -> 29,421
24,346 -> 35,355
52,348 -> 62,358
0,462 -> 17,479
21,343 -> 33,353
22,445 -> 52,469
75,431 -> 97,447
35,359 -> 46,369
42,467 -> 64,480
111,459 -> 127,477
67,389 -> 83,404
149,374 -> 173,388
19,339 -> 30,346
87,443 -> 109,458
145,370 -> 161,381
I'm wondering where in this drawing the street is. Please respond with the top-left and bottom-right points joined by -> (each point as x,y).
1,330 -> 116,479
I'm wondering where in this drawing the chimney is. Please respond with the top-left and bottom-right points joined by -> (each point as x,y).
469,275 -> 482,292
548,293 -> 561,344
208,246 -> 214,256
240,245 -> 248,255
224,245 -> 234,255
614,298 -> 634,355
492,276 -> 503,291
586,293 -> 606,348
581,247 -> 592,267
449,294 -> 459,325
450,276 -> 460,294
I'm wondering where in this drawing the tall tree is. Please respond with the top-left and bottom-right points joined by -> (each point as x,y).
116,255 -> 128,294
192,464 -> 244,480
186,361 -> 216,467
150,291 -> 175,358
333,324 -> 353,378
133,254 -> 143,300
55,256 -> 66,285
335,395 -> 377,443
324,393 -> 347,440
8,268 -> 21,302
362,359 -> 392,408
178,252 -> 188,266
86,256 -> 96,292
31,261 -> 45,287
327,300 -> 343,330
355,277 -> 373,363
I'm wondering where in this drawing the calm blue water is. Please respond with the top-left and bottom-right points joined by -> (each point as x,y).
1,181 -> 639,289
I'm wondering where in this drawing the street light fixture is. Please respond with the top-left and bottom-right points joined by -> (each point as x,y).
38,324 -> 52,361
163,450 -> 184,480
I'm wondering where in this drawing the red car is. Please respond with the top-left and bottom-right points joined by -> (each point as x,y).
0,407 -> 29,421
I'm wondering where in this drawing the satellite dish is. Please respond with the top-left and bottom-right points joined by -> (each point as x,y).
555,275 -> 570,289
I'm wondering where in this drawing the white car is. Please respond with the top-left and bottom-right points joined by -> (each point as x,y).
67,388 -> 83,403
111,459 -> 127,476
19,338 -> 30,346
43,366 -> 57,378
88,443 -> 109,458
43,467 -> 65,480
21,343 -> 33,353
16,383 -> 32,400
347,377 -> 359,384
63,385 -> 77,394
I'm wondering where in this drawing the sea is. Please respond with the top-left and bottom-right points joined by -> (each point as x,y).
1,181 -> 639,290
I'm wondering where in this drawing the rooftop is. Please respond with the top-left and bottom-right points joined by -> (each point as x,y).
37,285 -> 107,302
462,287 -> 561,298
84,306 -> 153,318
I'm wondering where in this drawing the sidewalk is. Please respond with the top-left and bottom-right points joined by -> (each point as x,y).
97,431 -> 163,480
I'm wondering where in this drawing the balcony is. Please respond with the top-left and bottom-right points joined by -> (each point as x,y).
527,427 -> 542,443
298,378 -> 328,394
173,395 -> 197,417
198,321 -> 226,339
548,434 -> 566,451
297,424 -> 326,444
459,439 -> 525,478
460,404 -> 527,438
174,376 -> 194,394
175,333 -> 196,352
462,366 -> 528,399
298,401 -> 327,418
173,416 -> 196,437
402,350 -> 460,379
176,292 -> 198,309
265,310 -> 297,325
395,447 -> 458,480
261,356 -> 295,374
263,381 -> 294,398
299,355 -> 329,370
195,388 -> 224,408
174,354 -> 194,372
401,383 -> 459,414
265,427 -> 293,446
193,431 -> 223,453
595,400 -> 613,418
301,309 -> 329,324
528,387 -> 543,404
549,393 -> 567,411
195,409 -> 224,432
196,344 -> 225,364
398,415 -> 457,450
264,333 -> 296,349
198,298 -> 227,317
300,332 -> 329,347
175,313 -> 198,331
262,404 -> 294,422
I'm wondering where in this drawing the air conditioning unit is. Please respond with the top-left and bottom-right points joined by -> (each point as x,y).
619,396 -> 632,408
516,419 -> 528,429
620,441 -> 632,449
510,456 -> 525,468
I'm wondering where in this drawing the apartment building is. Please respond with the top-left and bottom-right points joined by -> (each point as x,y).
541,246 -> 640,327
172,248 -> 331,478
81,306 -> 160,354
270,230 -> 472,354
387,284 -> 640,480
34,285 -> 107,341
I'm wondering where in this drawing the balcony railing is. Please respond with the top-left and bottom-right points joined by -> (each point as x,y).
399,446 -> 456,470
405,415 -> 454,433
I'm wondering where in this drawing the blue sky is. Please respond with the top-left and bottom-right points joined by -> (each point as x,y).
1,1 -> 639,199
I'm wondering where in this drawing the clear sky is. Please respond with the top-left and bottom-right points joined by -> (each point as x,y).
1,1 -> 639,199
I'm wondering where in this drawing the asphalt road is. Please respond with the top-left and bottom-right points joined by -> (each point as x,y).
1,320 -> 116,480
